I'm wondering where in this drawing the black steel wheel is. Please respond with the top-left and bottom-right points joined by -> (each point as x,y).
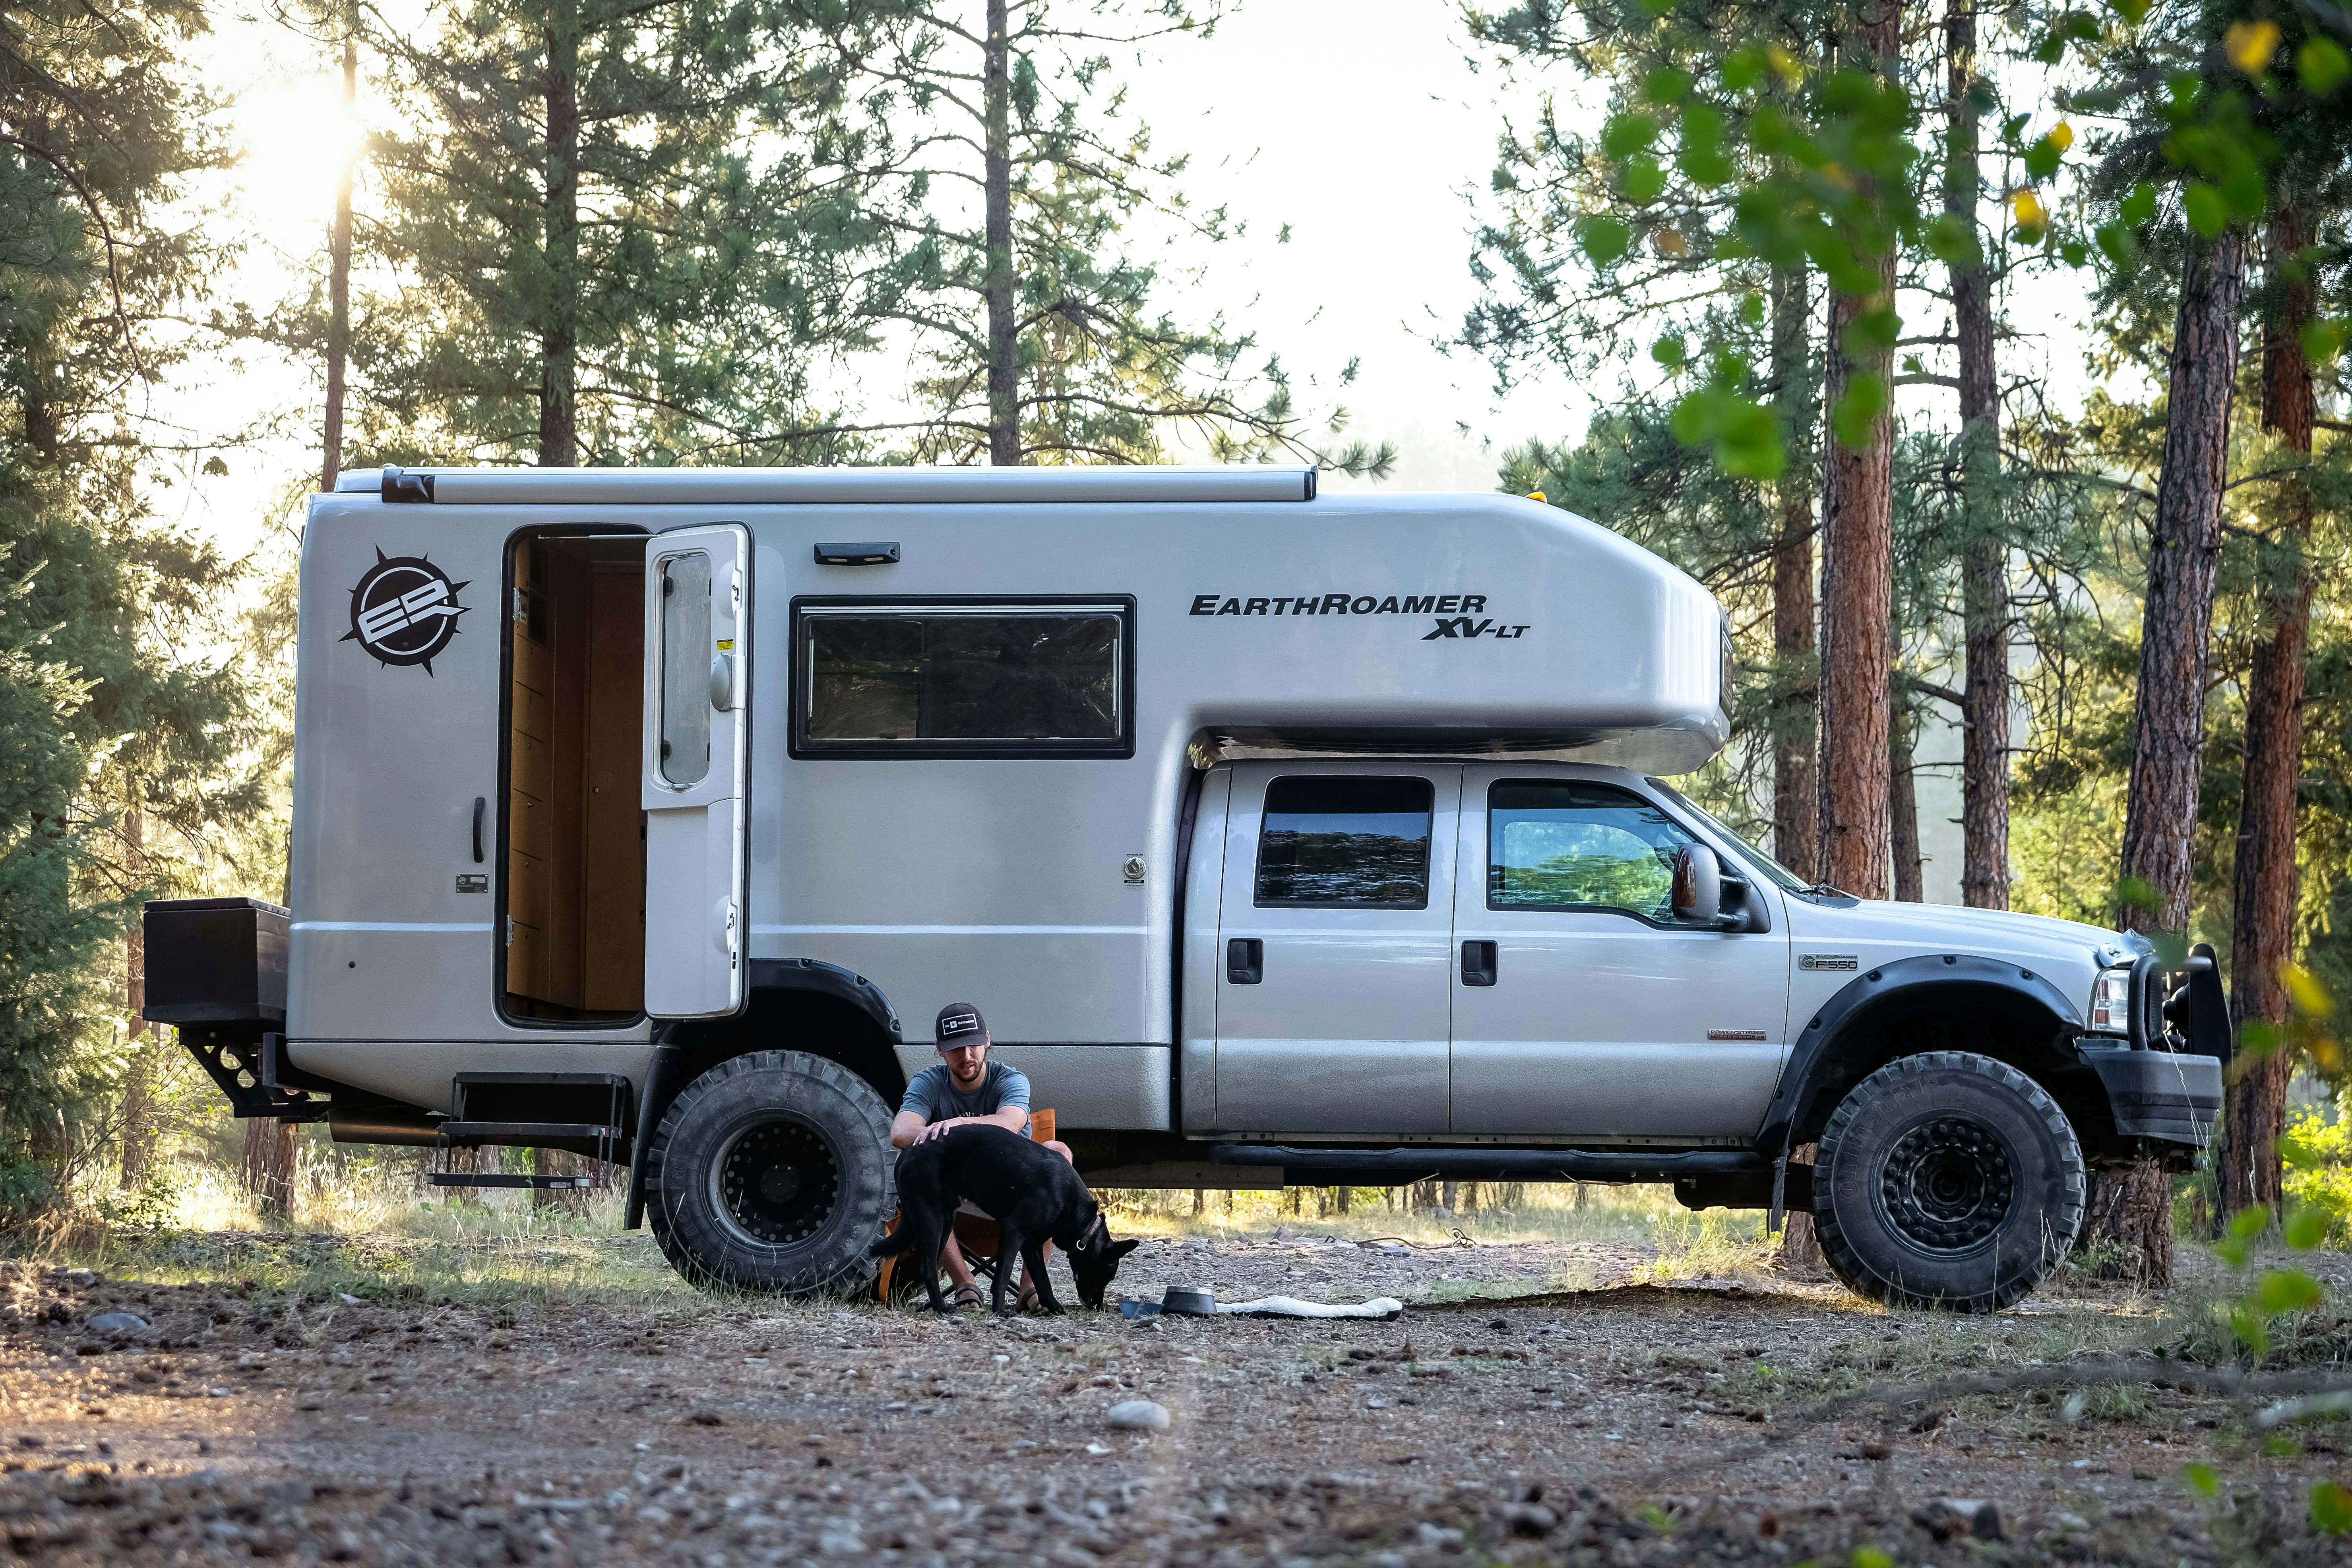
1813,1051 -> 2083,1312
644,1051 -> 894,1296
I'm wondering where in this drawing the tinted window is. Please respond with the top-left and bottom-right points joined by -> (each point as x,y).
803,610 -> 1121,748
657,551 -> 712,787
1488,780 -> 1695,919
1255,776 -> 1434,907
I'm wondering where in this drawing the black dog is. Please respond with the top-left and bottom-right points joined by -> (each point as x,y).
871,1126 -> 1138,1314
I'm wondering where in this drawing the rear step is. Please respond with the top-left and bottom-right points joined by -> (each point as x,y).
432,1072 -> 632,1192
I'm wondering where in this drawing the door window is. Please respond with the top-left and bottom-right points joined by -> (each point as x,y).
657,551 -> 712,787
1254,776 -> 1434,908
1487,780 -> 1697,921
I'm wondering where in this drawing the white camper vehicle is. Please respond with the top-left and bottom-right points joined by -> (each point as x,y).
146,464 -> 2222,1310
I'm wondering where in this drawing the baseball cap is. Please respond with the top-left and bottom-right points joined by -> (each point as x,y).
935,1002 -> 989,1050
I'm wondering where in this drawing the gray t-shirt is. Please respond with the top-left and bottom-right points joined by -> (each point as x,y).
899,1060 -> 1032,1130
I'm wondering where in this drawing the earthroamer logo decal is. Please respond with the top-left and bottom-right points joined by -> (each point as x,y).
1188,592 -> 1532,640
344,549 -> 469,673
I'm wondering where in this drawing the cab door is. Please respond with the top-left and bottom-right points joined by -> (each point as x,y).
1447,766 -> 1790,1137
642,524 -> 752,1018
1212,762 -> 1460,1134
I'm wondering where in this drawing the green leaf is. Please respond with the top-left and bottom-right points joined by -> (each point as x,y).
2096,221 -> 2137,266
2026,135 -> 2064,180
2217,1235 -> 2251,1268
1740,293 -> 1765,328
2231,1304 -> 2271,1356
2256,1268 -> 2322,1316
2265,1436 -> 2302,1458
2240,1019 -> 2285,1058
2303,319 -> 2346,365
2232,1207 -> 2273,1240
2121,181 -> 2158,225
1679,146 -> 1735,187
2033,31 -> 2066,64
1580,218 -> 1632,267
2299,39 -> 2352,94
1624,157 -> 1668,202
1923,213 -> 1981,266
2312,1481 -> 2352,1536
1602,114 -> 1660,159
2285,1207 -> 2329,1249
1653,334 -> 1688,368
1644,68 -> 1692,105
1831,377 -> 1887,450
2061,239 -> 2090,267
2001,112 -> 2033,145
2183,182 -> 2228,237
1842,306 -> 1901,354
1721,48 -> 1765,92
2184,1463 -> 2221,1498
2109,0 -> 2149,23
1851,1549 -> 1893,1568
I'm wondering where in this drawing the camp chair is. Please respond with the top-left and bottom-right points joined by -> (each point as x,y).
878,1109 -> 1054,1308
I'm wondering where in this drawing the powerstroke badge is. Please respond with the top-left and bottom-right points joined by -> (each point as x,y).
1188,592 -> 1532,640
344,549 -> 469,673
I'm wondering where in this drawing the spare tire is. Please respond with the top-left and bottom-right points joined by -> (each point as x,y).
643,1050 -> 895,1295
1812,1051 -> 2084,1312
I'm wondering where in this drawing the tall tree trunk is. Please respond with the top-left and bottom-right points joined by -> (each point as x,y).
117,808 -> 154,1190
320,31 -> 358,492
2085,227 -> 2246,1284
242,1120 -> 298,1221
1890,709 -> 1923,901
1947,0 -> 2010,910
1813,2 -> 1898,899
982,0 -> 1017,465
1770,260 -> 1819,876
2219,207 -> 2315,1227
539,0 -> 580,468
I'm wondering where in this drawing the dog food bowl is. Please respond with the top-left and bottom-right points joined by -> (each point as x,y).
1161,1286 -> 1216,1316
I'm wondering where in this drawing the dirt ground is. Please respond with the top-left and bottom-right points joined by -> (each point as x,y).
5,1232 -> 2352,1567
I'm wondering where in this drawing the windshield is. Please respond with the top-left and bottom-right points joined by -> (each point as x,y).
1647,780 -> 1811,893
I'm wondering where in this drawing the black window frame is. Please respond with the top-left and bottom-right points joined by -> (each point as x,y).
1483,777 -> 1703,928
1252,773 -> 1438,911
789,594 -> 1137,760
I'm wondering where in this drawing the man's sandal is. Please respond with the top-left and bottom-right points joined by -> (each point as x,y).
944,1283 -> 985,1311
1016,1278 -> 1042,1313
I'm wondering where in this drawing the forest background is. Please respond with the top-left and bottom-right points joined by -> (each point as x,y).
0,0 -> 2346,1281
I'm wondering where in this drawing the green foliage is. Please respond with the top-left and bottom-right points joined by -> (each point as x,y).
2312,1481 -> 2352,1536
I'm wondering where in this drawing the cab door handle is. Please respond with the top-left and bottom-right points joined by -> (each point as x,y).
1461,940 -> 1498,986
1226,938 -> 1263,985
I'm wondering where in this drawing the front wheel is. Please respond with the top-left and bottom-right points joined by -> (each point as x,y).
644,1050 -> 895,1295
1812,1051 -> 2084,1312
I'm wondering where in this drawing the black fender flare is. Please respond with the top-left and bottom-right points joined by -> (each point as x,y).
1756,953 -> 2085,1154
622,957 -> 902,1231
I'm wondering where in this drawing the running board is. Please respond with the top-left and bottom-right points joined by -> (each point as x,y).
428,1173 -> 596,1190
1209,1145 -> 1767,1182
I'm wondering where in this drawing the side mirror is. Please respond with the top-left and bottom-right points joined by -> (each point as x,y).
1671,843 -> 1721,925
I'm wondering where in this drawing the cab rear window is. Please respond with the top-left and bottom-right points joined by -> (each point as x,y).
1254,776 -> 1434,908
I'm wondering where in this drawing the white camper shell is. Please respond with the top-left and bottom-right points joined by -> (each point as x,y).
145,463 -> 2224,1313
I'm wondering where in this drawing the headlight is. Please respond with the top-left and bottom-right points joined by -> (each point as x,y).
2090,968 -> 2132,1033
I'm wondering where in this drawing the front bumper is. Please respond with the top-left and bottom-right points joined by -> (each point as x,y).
2081,1043 -> 2222,1146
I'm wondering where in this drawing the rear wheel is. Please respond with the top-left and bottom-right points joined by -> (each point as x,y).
1812,1051 -> 2084,1312
644,1051 -> 894,1295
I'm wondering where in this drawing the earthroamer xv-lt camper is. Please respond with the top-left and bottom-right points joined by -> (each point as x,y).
147,464 -> 2222,1310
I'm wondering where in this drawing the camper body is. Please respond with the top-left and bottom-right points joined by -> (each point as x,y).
146,465 -> 2222,1311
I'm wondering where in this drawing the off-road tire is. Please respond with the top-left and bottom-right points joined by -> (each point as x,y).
1812,1051 -> 2084,1312
644,1050 -> 895,1296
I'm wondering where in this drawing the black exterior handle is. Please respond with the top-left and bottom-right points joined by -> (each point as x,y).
1226,937 -> 1263,985
1461,939 -> 1498,987
472,796 -> 486,864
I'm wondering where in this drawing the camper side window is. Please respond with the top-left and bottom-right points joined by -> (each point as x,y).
1486,780 -> 1697,923
798,604 -> 1126,754
1253,776 -> 1434,909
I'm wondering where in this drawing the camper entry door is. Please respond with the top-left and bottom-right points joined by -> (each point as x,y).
641,523 -> 752,1018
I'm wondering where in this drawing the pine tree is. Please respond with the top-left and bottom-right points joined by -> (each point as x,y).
799,0 -> 1389,469
356,0 -> 897,466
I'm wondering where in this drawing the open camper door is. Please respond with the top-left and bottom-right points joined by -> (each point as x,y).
642,524 -> 752,1018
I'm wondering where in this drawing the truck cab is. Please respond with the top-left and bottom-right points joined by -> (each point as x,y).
146,463 -> 2223,1312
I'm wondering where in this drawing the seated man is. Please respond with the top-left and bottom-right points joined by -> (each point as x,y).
892,1002 -> 1075,1309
